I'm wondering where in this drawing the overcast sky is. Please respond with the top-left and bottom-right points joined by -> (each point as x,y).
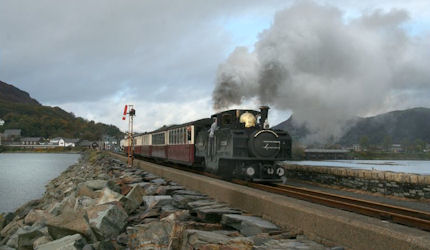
1,0 -> 429,132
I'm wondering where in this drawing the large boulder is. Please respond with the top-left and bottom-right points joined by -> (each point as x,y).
1,218 -> 24,239
127,212 -> 189,249
24,209 -> 53,225
87,203 -> 128,239
195,205 -> 241,223
142,196 -> 172,211
35,234 -> 87,250
0,213 -> 15,231
6,225 -> 45,249
120,184 -> 145,214
180,229 -> 253,249
96,187 -> 123,205
45,211 -> 96,242
221,214 -> 279,236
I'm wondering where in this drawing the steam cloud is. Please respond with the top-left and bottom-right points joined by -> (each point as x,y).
213,1 -> 430,144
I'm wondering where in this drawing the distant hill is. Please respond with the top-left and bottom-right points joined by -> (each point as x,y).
274,107 -> 430,146
0,81 -> 123,140
272,116 -> 309,143
0,81 -> 40,105
338,107 -> 430,145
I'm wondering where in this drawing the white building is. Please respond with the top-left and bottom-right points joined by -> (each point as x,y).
49,137 -> 65,147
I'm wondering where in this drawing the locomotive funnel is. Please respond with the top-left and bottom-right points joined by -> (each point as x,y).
260,106 -> 270,126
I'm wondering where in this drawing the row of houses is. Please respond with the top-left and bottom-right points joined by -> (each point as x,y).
0,129 -> 119,150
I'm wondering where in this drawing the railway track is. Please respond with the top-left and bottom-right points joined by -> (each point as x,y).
235,180 -> 430,231
114,153 -> 430,231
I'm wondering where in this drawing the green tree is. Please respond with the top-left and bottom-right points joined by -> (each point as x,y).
382,135 -> 392,151
359,136 -> 369,150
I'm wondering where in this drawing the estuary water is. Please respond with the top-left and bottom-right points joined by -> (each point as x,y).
0,153 -> 80,213
285,160 -> 430,175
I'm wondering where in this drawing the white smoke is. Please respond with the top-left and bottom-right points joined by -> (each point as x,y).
212,1 -> 430,144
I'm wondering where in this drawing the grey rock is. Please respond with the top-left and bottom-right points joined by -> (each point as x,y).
96,187 -> 124,205
33,236 -> 53,249
45,210 -> 96,241
36,234 -> 87,250
172,195 -> 205,209
74,196 -> 96,211
181,229 -> 252,249
221,214 -> 279,236
121,184 -> 145,214
0,213 -> 15,231
142,196 -> 172,210
172,190 -> 205,196
151,178 -> 167,185
83,244 -> 95,250
83,180 -> 108,190
87,204 -> 128,239
254,239 -> 326,250
160,185 -> 184,195
6,225 -> 44,249
0,246 -> 15,250
127,221 -> 172,249
195,205 -> 241,223
187,200 -> 218,209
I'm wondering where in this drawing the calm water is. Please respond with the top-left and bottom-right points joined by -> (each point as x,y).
0,153 -> 80,213
286,160 -> 430,175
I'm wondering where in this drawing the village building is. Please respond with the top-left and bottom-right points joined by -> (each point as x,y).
49,137 -> 65,147
391,144 -> 403,153
2,129 -> 21,140
49,137 -> 79,147
65,138 -> 79,147
20,137 -> 42,145
304,149 -> 351,160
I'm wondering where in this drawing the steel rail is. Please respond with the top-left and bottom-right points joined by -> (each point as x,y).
235,180 -> 430,231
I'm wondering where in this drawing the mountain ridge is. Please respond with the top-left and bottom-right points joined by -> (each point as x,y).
0,80 -> 123,140
0,81 -> 40,105
274,107 -> 430,146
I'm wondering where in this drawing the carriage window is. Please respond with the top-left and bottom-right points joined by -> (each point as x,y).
187,127 -> 192,143
152,133 -> 165,145
222,114 -> 233,125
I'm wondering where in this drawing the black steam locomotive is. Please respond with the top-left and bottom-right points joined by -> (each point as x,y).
123,106 -> 292,182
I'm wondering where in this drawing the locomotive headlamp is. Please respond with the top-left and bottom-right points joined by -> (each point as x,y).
276,167 -> 285,176
246,167 -> 255,176
266,167 -> 275,175
240,112 -> 256,128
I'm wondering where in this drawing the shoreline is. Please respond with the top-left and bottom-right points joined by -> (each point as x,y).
0,151 -> 334,249
0,152 -> 83,214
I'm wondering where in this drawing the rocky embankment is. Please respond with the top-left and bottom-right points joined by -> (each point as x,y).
0,152 -> 335,249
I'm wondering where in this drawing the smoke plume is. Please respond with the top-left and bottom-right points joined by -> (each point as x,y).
212,1 -> 430,144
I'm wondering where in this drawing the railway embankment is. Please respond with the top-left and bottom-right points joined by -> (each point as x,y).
284,164 -> 430,199
111,154 -> 430,250
0,152 -> 329,249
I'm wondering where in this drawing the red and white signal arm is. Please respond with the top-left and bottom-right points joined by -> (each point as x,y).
122,105 -> 128,120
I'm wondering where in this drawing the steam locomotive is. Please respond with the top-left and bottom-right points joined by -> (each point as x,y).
121,106 -> 292,182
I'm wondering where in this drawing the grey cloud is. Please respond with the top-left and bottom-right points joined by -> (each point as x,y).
0,0 -> 287,104
213,1 -> 430,143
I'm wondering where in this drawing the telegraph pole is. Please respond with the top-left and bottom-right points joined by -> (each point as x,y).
122,105 -> 136,167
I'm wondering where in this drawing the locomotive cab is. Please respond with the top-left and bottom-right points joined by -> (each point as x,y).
195,106 -> 292,182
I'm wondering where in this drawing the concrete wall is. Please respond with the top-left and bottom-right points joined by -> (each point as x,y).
284,165 -> 430,199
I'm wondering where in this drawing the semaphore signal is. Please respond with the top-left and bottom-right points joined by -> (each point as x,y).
122,105 -> 136,167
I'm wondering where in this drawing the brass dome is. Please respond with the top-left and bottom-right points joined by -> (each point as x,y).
240,112 -> 256,128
